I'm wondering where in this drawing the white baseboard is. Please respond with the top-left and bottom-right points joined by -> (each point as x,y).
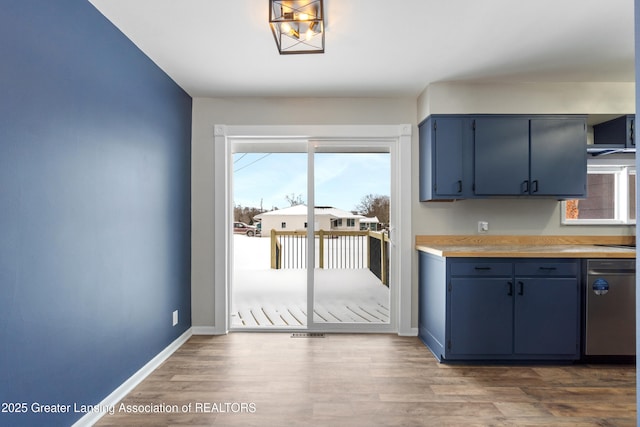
191,326 -> 227,335
194,325 -> 413,336
398,327 -> 419,337
71,328 -> 193,427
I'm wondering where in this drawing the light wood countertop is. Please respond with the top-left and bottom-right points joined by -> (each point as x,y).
415,235 -> 636,258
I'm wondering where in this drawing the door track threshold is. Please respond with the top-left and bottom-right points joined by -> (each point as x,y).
291,333 -> 326,338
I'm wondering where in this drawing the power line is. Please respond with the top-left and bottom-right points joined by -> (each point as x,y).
234,153 -> 272,173
233,153 -> 248,164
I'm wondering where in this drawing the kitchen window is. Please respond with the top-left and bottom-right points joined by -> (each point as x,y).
562,161 -> 636,225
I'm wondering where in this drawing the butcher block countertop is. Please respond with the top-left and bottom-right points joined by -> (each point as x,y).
416,235 -> 636,258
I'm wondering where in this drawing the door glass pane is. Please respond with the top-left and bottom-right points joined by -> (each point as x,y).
313,151 -> 391,325
231,152 -> 307,328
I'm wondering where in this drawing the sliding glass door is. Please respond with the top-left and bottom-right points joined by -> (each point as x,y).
231,142 -> 308,329
311,143 -> 391,328
230,138 -> 394,331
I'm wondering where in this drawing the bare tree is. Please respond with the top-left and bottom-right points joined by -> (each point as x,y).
356,194 -> 390,225
234,204 -> 263,225
285,193 -> 305,206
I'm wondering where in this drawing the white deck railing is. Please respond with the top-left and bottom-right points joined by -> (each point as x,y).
270,229 -> 389,285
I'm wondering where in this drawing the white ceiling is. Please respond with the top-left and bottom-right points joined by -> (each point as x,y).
88,0 -> 635,98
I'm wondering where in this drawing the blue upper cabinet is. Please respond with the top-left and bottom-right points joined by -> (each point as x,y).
419,116 -> 474,200
475,116 -> 586,197
474,117 -> 530,195
419,114 -> 587,200
530,118 -> 587,197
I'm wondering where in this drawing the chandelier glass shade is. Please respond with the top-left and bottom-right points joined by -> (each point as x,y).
269,0 -> 325,54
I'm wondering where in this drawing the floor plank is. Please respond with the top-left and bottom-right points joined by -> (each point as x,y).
94,333 -> 636,426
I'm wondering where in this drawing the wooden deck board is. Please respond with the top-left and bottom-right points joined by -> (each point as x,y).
236,308 -> 258,327
277,305 -> 304,326
232,268 -> 390,327
246,306 -> 272,326
233,301 -> 392,326
312,304 -> 342,322
285,305 -> 307,326
261,305 -> 289,326
348,304 -> 388,322
324,303 -> 365,322
344,304 -> 377,322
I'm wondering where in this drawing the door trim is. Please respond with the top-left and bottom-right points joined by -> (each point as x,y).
214,124 -> 413,335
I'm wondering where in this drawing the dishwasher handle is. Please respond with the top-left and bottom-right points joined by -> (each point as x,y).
587,269 -> 636,276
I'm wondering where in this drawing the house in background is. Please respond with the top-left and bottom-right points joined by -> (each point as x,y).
254,205 -> 378,235
360,216 -> 381,231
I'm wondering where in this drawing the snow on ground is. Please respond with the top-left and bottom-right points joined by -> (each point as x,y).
231,235 -> 390,327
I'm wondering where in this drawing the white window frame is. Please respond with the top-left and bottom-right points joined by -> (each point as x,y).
561,159 -> 636,226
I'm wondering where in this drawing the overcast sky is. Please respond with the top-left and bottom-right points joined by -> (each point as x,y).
233,152 -> 390,212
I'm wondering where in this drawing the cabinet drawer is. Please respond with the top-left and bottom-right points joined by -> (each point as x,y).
450,262 -> 512,277
515,262 -> 578,277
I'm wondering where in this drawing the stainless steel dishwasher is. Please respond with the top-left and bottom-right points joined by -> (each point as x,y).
585,259 -> 636,356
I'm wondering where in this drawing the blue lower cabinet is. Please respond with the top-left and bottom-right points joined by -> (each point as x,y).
449,278 -> 513,356
418,254 -> 580,361
513,277 -> 579,356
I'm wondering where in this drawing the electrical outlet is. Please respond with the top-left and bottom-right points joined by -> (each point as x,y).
478,221 -> 489,233
172,310 -> 178,326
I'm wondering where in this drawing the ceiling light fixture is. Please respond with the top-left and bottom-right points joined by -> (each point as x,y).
269,0 -> 325,55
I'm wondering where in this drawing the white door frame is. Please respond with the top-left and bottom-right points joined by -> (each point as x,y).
213,124 -> 413,335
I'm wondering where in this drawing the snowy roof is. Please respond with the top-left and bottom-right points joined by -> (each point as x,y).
360,216 -> 380,224
255,205 -> 366,220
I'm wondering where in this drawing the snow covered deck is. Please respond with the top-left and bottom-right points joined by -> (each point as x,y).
231,269 -> 390,327
232,235 -> 390,328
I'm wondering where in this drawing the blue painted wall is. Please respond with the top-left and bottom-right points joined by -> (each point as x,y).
0,1 -> 192,425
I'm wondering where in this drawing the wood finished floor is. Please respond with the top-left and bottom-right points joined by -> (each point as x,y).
95,333 -> 636,426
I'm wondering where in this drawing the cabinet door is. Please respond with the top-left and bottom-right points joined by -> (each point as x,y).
433,118 -> 464,197
474,118 -> 530,195
449,278 -> 513,356
513,278 -> 578,356
530,118 -> 586,197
